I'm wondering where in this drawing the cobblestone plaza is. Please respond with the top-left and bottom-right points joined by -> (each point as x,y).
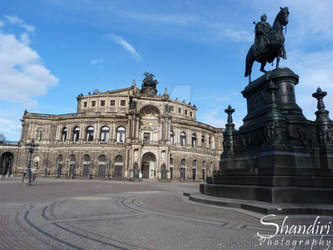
0,178 -> 332,250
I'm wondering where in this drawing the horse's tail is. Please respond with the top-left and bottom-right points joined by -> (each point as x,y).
245,45 -> 254,77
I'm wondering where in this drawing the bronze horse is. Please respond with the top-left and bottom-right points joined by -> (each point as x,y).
245,7 -> 289,82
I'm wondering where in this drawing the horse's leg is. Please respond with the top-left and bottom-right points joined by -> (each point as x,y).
276,56 -> 280,69
282,45 -> 287,59
249,74 -> 251,84
260,61 -> 267,73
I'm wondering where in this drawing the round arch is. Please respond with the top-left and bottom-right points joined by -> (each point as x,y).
141,152 -> 156,179
180,159 -> 186,180
97,155 -> 107,177
113,155 -> 123,178
82,154 -> 91,177
0,152 -> 14,176
56,154 -> 63,177
140,105 -> 160,117
69,154 -> 76,178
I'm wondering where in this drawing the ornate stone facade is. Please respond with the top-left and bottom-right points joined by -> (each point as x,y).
0,81 -> 223,181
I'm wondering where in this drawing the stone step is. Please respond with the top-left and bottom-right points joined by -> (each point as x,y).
212,175 -> 333,187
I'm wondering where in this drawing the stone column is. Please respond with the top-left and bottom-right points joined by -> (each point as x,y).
313,88 -> 333,168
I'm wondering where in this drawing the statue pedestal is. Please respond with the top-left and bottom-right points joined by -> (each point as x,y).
201,68 -> 333,204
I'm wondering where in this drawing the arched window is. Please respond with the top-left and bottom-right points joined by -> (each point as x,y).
61,127 -> 67,141
86,126 -> 94,141
37,129 -> 43,141
57,154 -> 63,162
180,159 -> 186,180
56,155 -> 63,177
170,130 -> 174,145
100,126 -> 110,142
192,160 -> 197,168
170,158 -> 174,165
116,127 -> 126,143
83,154 -> 91,162
83,154 -> 91,177
69,154 -> 76,177
114,155 -> 123,178
98,155 -> 107,177
210,161 -> 214,175
73,126 -> 80,142
201,135 -> 205,148
180,132 -> 186,146
115,155 -> 123,163
99,155 -> 107,162
192,133 -> 197,147
209,136 -> 212,148
70,154 -> 76,162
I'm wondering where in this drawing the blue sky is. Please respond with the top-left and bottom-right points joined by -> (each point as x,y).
1,0 -> 333,140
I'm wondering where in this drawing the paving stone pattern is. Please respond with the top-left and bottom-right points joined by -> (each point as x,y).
0,178 -> 331,250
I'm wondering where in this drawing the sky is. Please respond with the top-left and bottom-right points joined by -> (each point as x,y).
1,0 -> 333,141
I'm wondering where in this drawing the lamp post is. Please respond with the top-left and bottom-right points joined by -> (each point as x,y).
26,139 -> 37,185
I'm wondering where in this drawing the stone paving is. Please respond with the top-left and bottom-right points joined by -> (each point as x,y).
0,178 -> 332,250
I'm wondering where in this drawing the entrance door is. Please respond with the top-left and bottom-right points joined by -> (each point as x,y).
202,169 -> 206,180
133,164 -> 139,178
98,165 -> 106,177
69,164 -> 75,177
83,165 -> 90,177
0,153 -> 13,176
170,167 -> 173,180
142,162 -> 150,179
114,165 -> 122,178
192,169 -> 196,181
161,164 -> 167,180
180,168 -> 186,180
57,164 -> 62,177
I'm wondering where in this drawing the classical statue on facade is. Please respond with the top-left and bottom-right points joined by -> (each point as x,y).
142,72 -> 158,89
140,72 -> 158,97
245,7 -> 289,82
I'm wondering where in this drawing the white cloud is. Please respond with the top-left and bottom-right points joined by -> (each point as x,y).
20,32 -> 30,45
170,85 -> 192,103
5,15 -> 35,32
0,20 -> 4,27
106,33 -> 142,61
281,0 -> 333,39
0,32 -> 58,106
6,15 -> 22,25
0,16 -> 57,140
0,107 -> 22,141
90,58 -> 103,64
221,27 -> 252,43
198,95 -> 231,103
286,50 -> 333,120
119,10 -> 251,43
200,109 -> 225,128
121,11 -> 199,26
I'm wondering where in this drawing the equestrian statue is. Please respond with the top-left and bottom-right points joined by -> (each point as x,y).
245,7 -> 289,83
